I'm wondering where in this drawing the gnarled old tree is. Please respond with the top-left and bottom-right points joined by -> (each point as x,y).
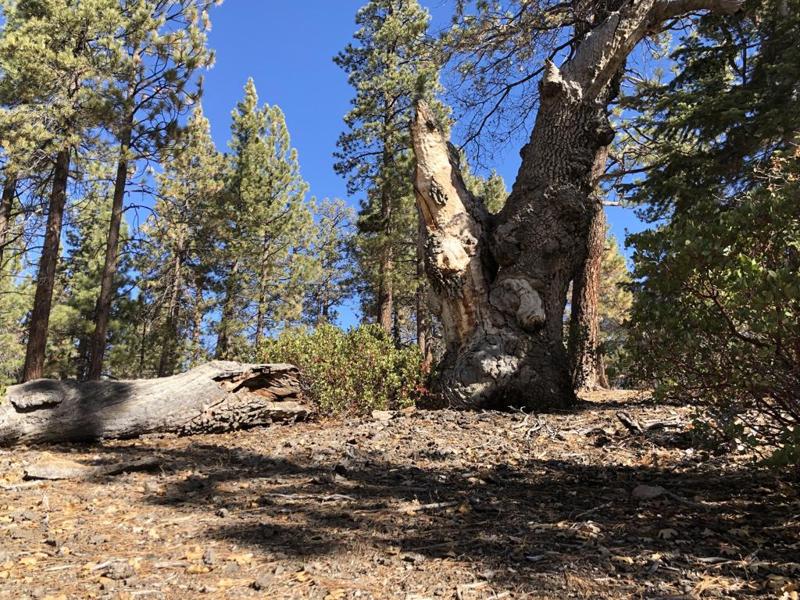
412,0 -> 743,410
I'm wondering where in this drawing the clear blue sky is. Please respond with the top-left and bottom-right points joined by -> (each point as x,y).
198,1 -> 646,324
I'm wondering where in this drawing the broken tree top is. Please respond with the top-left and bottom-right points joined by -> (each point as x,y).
0,361 -> 308,446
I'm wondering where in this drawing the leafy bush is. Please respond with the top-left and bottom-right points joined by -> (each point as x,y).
627,156 -> 800,464
260,324 -> 425,415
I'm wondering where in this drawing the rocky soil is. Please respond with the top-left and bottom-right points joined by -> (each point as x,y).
0,390 -> 797,599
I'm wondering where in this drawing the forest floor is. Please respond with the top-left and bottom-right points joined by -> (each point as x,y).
0,390 -> 798,600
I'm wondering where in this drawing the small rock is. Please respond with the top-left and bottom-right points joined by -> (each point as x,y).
103,560 -> 135,581
632,484 -> 666,500
10,527 -> 38,541
143,481 -> 163,495
202,548 -> 216,566
99,577 -> 116,591
215,507 -> 230,518
371,410 -> 394,422
251,575 -> 272,591
401,552 -> 425,564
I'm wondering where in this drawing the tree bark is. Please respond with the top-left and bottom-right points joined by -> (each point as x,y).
88,124 -> 133,380
190,272 -> 205,364
157,243 -> 185,377
416,208 -> 434,369
0,175 -> 16,271
377,93 -> 395,336
377,185 -> 394,335
23,149 -> 71,382
568,201 -> 607,391
0,361 -> 306,445
215,258 -> 240,360
411,0 -> 742,410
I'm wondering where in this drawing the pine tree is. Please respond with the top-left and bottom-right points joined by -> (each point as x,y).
303,198 -> 356,326
335,0 -> 444,339
44,152 -> 142,380
214,79 -> 313,359
0,0 -> 125,381
138,105 -> 224,375
47,186 -> 114,379
596,234 -> 632,387
622,0 -> 800,448
87,0 -> 217,379
0,217 -> 31,389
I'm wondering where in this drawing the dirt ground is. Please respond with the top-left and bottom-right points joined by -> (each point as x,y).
0,390 -> 797,600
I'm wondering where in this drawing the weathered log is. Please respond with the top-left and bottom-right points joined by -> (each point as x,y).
0,361 -> 307,445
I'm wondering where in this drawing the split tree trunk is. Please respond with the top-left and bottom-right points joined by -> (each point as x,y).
411,0 -> 743,410
23,148 -> 71,382
0,361 -> 306,445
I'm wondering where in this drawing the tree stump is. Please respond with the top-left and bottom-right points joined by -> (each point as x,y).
0,361 -> 307,445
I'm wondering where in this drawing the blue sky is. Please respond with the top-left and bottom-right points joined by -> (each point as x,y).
197,2 -> 646,324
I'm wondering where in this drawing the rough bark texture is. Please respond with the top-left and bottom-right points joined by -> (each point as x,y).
0,175 -> 15,270
568,204 -> 607,391
23,149 -> 71,382
0,361 -> 306,446
88,124 -> 132,380
377,186 -> 394,335
157,241 -> 186,377
411,0 -> 743,410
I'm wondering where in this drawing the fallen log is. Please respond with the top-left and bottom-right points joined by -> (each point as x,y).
0,361 -> 308,445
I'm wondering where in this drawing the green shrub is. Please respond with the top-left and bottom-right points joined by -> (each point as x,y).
260,324 -> 425,415
627,156 -> 800,465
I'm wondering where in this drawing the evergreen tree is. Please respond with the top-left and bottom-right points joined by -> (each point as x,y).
302,198 -> 355,326
622,0 -> 800,453
0,0 -> 125,381
335,0 -> 443,339
87,0 -> 217,379
46,166 -> 138,380
140,105 -> 225,376
214,79 -> 313,359
596,234 -> 632,387
0,220 -> 31,390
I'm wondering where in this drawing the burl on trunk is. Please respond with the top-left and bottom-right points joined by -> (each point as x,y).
411,0 -> 743,410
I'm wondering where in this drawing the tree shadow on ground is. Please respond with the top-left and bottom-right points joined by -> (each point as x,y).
65,432 -> 795,597
18,392 -> 798,597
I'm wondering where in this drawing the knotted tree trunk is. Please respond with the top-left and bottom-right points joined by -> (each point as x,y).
412,0 -> 742,410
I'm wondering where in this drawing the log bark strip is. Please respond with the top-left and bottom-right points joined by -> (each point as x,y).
0,361 -> 307,445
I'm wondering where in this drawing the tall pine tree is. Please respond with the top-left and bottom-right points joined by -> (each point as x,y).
87,0 -> 217,379
335,0 -> 444,340
140,105 -> 224,376
214,79 -> 313,359
0,0 -> 126,381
